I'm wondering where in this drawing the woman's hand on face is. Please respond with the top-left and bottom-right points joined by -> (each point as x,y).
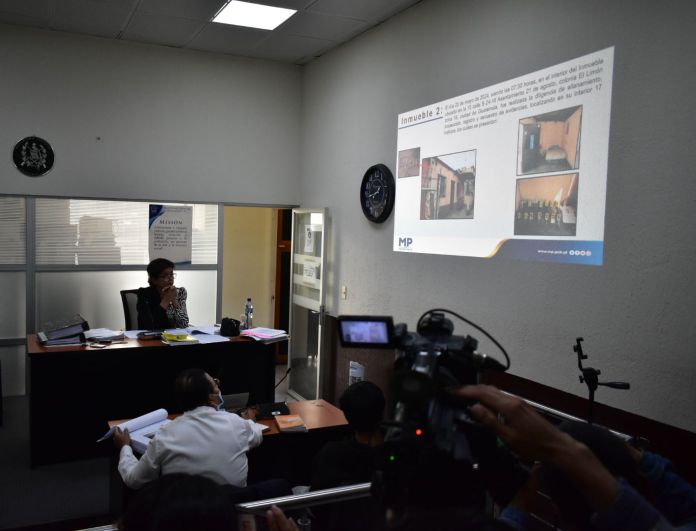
161,285 -> 177,303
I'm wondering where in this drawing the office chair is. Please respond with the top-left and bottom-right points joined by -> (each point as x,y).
120,289 -> 140,330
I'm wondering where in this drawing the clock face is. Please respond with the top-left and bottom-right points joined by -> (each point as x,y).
360,164 -> 395,223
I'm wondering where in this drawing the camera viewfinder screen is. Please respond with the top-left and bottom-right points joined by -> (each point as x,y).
339,319 -> 392,347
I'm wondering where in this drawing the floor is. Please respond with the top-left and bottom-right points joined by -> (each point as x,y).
0,363 -> 289,530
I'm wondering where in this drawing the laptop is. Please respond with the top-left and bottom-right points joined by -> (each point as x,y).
222,392 -> 250,412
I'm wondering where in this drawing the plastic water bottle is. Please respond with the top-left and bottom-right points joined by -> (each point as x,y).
244,298 -> 254,329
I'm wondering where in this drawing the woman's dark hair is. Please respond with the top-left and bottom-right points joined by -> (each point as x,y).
339,380 -> 385,433
173,368 -> 214,412
147,258 -> 175,284
119,474 -> 237,531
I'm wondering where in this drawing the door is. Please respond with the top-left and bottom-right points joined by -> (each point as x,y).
522,123 -> 541,172
286,208 -> 327,400
273,209 -> 292,363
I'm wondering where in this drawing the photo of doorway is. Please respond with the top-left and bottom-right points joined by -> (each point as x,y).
517,106 -> 582,175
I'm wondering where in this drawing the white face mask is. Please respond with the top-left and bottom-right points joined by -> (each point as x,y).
216,391 -> 225,411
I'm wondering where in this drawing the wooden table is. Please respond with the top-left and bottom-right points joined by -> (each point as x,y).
248,400 -> 350,485
255,400 -> 348,435
27,334 -> 278,466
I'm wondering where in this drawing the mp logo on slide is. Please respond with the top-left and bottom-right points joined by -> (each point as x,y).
398,237 -> 413,250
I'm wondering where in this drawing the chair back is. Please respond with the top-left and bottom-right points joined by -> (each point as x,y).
120,289 -> 140,330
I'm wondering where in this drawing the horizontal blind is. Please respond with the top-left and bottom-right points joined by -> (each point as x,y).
36,199 -> 217,265
0,196 -> 26,265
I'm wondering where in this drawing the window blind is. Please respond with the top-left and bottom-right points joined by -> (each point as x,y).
35,198 -> 217,265
0,196 -> 26,265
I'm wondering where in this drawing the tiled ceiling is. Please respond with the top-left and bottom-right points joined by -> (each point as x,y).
0,0 -> 423,64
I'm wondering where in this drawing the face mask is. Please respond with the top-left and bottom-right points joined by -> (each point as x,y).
216,391 -> 225,411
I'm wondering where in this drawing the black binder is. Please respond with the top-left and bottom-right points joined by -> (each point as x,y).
37,314 -> 90,345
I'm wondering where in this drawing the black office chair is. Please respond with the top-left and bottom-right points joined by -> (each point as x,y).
120,289 -> 140,330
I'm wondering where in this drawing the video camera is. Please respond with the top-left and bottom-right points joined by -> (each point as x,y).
338,310 -> 519,512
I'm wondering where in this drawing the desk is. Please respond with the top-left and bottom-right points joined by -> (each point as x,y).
27,334 -> 277,466
248,400 -> 350,485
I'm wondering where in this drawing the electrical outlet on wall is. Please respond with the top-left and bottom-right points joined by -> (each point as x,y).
341,285 -> 347,299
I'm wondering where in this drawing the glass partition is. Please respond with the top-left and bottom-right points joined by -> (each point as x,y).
36,270 -> 217,331
0,345 -> 26,395
35,198 -> 218,265
0,272 -> 26,338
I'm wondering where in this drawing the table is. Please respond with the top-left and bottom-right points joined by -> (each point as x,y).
248,400 -> 350,485
27,334 -> 278,466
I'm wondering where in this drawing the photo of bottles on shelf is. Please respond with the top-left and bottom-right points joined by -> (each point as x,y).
514,173 -> 578,236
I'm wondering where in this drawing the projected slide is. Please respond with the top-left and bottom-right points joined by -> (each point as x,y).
394,47 -> 613,265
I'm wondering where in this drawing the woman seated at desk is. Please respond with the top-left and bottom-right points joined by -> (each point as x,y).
137,258 -> 189,330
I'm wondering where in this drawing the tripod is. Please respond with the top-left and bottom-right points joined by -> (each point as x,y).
573,338 -> 630,424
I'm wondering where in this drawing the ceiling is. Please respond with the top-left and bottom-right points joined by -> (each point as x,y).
0,0 -> 422,65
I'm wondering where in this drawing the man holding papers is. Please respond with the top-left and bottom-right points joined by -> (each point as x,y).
114,368 -> 263,489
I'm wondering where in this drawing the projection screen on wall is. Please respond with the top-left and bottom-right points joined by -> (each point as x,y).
394,47 -> 613,266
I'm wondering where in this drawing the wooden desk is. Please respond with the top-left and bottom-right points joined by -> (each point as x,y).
256,400 -> 348,435
27,334 -> 277,466
249,400 -> 350,485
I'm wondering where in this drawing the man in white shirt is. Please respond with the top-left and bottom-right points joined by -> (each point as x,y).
114,368 -> 264,490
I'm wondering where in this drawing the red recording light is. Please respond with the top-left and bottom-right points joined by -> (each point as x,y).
415,428 -> 423,436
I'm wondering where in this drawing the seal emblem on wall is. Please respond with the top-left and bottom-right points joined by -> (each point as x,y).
13,136 -> 54,177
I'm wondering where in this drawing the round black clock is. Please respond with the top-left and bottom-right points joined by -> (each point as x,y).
360,163 -> 395,223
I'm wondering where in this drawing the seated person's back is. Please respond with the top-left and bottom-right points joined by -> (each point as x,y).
310,380 -> 386,491
115,368 -> 263,489
310,381 -> 387,531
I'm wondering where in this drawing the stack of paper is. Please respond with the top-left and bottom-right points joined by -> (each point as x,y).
162,329 -> 199,345
85,328 -> 125,342
240,327 -> 288,342
98,408 -> 170,454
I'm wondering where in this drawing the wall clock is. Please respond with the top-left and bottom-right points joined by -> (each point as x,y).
360,163 -> 395,223
13,136 -> 54,177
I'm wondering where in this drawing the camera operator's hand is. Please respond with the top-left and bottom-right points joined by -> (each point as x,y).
266,505 -> 299,531
454,384 -> 619,513
454,384 -> 573,463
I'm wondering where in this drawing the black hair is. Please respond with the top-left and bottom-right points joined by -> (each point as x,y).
541,420 -> 642,526
119,474 -> 237,531
174,368 -> 214,412
147,258 -> 175,285
339,380 -> 385,433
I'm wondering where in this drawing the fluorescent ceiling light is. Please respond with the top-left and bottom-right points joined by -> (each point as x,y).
213,1 -> 296,30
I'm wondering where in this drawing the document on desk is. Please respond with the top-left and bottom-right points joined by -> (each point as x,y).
191,333 -> 230,344
98,408 -> 169,446
186,324 -> 220,335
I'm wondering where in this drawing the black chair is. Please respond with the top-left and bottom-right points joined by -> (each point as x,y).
120,289 -> 140,330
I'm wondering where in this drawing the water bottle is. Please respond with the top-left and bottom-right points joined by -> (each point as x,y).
244,297 -> 254,329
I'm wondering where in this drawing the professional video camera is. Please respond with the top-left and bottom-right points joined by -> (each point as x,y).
338,309 -> 522,513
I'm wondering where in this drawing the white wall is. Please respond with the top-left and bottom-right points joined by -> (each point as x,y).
0,24 -> 302,205
299,0 -> 696,431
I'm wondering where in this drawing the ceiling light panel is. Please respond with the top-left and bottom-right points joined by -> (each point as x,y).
213,1 -> 296,30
